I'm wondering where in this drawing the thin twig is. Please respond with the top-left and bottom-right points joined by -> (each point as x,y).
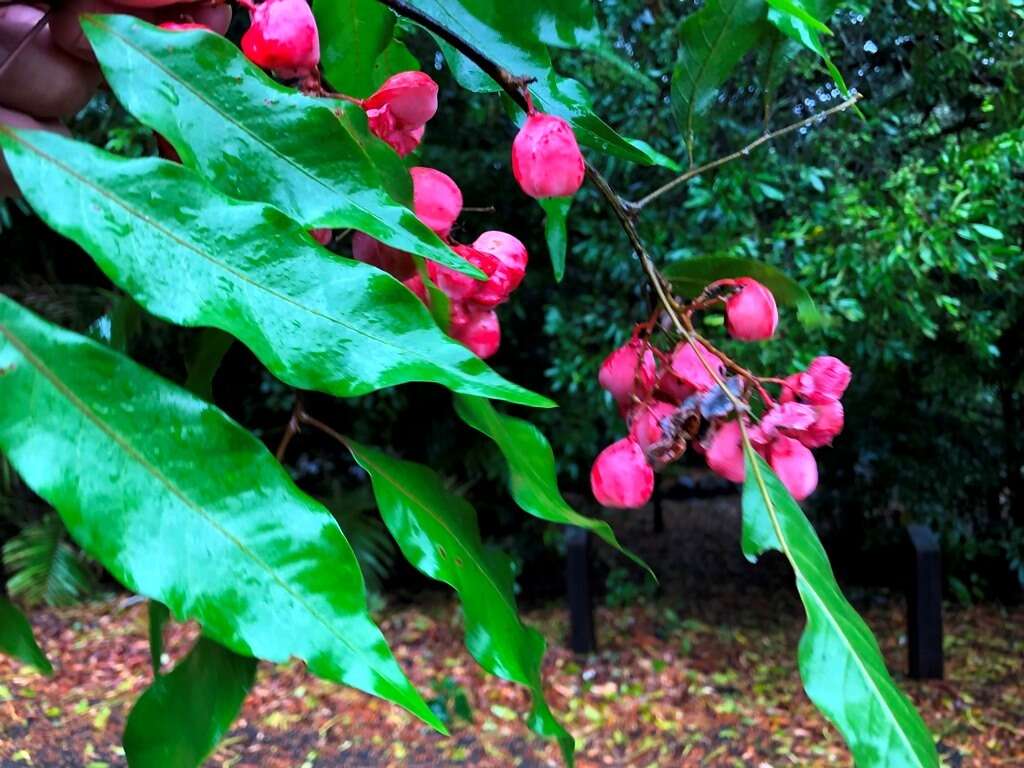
0,10 -> 51,82
275,397 -> 304,461
629,93 -> 863,213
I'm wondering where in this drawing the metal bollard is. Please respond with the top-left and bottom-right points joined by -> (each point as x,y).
905,523 -> 943,679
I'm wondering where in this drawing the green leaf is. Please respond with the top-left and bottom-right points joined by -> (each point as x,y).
183,330 -> 233,401
662,255 -> 822,327
314,0 -> 415,98
345,440 -> 574,764
148,601 -> 169,675
672,0 -> 767,147
0,595 -> 51,674
124,636 -> 257,768
81,16 -> 466,274
767,0 -> 850,95
453,395 -> 652,578
971,223 -> 1004,240
741,447 -> 938,768
0,127 -> 552,408
0,295 -> 443,731
411,0 -> 667,167
538,197 -> 572,282
766,0 -> 832,35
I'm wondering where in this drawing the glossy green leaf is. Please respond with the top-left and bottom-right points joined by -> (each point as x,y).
767,0 -> 850,95
0,127 -> 551,408
147,601 -> 169,675
124,636 -> 257,768
662,255 -> 822,327
80,16 -> 469,274
538,197 -> 572,282
315,0 -> 414,98
671,0 -> 767,147
0,595 -> 51,674
741,446 -> 938,768
411,0 -> 667,167
453,395 -> 652,578
345,440 -> 574,763
0,295 -> 443,731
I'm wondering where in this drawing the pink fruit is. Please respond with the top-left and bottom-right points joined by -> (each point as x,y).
656,371 -> 695,404
598,339 -> 656,405
351,232 -> 416,280
706,420 -> 746,483
241,0 -> 320,78
158,22 -> 210,31
428,246 -> 498,302
310,228 -> 332,245
628,401 -> 677,453
364,72 -> 438,156
670,340 -> 724,392
511,113 -> 585,199
769,436 -> 818,500
806,356 -> 852,401
403,274 -> 428,303
758,402 -> 817,441
411,167 -> 462,238
590,438 -> 654,509
451,306 -> 500,358
798,399 -> 844,448
472,231 -> 528,305
723,277 -> 778,341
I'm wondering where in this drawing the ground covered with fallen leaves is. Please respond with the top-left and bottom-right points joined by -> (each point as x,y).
2,494 -> 1023,767
1,591 -> 1021,767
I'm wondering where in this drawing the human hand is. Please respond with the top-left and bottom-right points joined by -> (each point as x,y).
0,1 -> 231,197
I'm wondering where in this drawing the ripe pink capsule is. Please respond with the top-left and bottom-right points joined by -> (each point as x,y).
806,356 -> 852,401
724,277 -> 778,341
670,340 -> 724,392
706,420 -> 746,483
158,22 -> 211,31
451,306 -> 500,359
590,438 -> 654,509
598,339 -> 656,405
798,399 -> 845,448
241,0 -> 320,78
769,436 -> 818,500
411,167 -> 462,238
364,72 -> 439,131
351,232 -> 416,281
428,246 -> 498,302
758,402 -> 817,442
472,231 -> 529,304
310,228 -> 332,246
364,72 -> 438,156
403,274 -> 428,303
511,113 -> 585,199
656,371 -> 695,405
628,401 -> 677,453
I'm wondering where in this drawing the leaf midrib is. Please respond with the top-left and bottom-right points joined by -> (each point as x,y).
746,449 -> 928,766
0,319 -> 412,706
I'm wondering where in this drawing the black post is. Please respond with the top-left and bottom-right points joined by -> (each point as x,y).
906,524 -> 943,679
652,483 -> 664,533
565,526 -> 596,653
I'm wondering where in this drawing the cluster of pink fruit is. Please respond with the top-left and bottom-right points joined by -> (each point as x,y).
591,277 -> 851,508
162,0 -> 586,359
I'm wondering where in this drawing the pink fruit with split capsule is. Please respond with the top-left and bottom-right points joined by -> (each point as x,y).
723,277 -> 778,341
590,438 -> 654,509
806,356 -> 852,401
411,167 -> 462,238
628,401 -> 677,453
599,339 -> 656,405
428,246 -> 498,302
241,0 -> 320,78
798,399 -> 845,448
471,231 -> 529,306
511,113 -> 585,199
364,72 -> 438,156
